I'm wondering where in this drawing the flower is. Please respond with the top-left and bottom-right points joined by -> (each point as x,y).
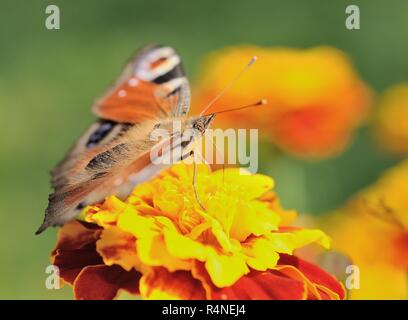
373,83 -> 408,154
322,160 -> 408,299
50,220 -> 141,300
192,45 -> 372,158
51,163 -> 345,300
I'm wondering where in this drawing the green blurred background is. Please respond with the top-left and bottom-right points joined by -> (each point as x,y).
0,0 -> 407,299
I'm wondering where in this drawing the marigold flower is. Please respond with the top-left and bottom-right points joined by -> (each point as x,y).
51,163 -> 345,300
322,160 -> 408,299
192,46 -> 372,158
373,83 -> 408,154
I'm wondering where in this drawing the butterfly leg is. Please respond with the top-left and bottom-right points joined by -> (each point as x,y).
181,150 -> 194,161
190,150 -> 206,211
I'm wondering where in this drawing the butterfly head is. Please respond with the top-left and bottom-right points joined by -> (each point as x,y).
176,114 -> 216,158
189,114 -> 216,135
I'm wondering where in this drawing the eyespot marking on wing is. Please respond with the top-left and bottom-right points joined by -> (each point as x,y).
136,46 -> 184,83
86,120 -> 117,148
86,121 -> 134,150
153,64 -> 184,84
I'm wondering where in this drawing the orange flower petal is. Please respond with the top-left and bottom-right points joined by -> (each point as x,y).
192,46 -> 372,158
49,164 -> 342,300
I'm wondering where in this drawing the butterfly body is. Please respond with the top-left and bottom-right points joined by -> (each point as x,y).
36,45 -> 215,234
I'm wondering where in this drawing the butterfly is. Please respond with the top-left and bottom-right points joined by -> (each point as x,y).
36,44 -> 216,234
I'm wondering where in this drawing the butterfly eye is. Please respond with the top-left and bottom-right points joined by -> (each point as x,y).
75,202 -> 86,210
193,122 -> 205,132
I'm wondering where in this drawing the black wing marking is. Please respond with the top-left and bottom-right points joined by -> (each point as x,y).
51,121 -> 134,190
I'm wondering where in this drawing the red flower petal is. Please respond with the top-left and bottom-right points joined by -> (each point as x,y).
51,220 -> 101,255
278,254 -> 346,300
211,270 -> 306,300
51,220 -> 103,284
53,249 -> 103,284
192,261 -> 306,300
74,264 -> 141,300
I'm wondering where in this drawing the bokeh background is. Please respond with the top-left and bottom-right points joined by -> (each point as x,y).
1,0 -> 408,299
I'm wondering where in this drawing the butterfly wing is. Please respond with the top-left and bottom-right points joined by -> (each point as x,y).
50,120 -> 133,191
93,44 -> 190,122
36,45 -> 190,234
51,45 -> 190,189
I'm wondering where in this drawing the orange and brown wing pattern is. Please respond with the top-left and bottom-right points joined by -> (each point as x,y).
36,45 -> 192,234
93,45 -> 190,123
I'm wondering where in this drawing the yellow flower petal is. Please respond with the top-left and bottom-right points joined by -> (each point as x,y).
205,249 -> 249,287
163,228 -> 208,261
84,196 -> 126,227
96,227 -> 140,272
266,229 -> 331,254
210,168 -> 274,200
242,237 -> 280,270
136,235 -> 191,271
73,162 -> 338,299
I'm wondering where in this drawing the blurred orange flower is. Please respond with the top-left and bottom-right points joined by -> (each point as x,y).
192,46 -> 372,158
373,83 -> 408,154
51,163 -> 345,300
322,160 -> 408,299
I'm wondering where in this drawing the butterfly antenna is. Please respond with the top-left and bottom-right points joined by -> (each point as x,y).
205,99 -> 267,116
200,55 -> 258,116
